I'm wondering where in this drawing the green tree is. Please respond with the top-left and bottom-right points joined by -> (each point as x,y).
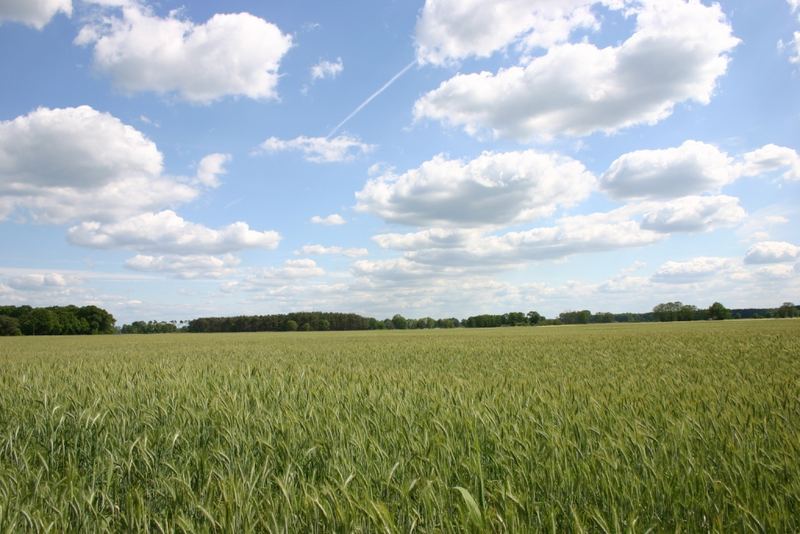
0,316 -> 21,336
777,302 -> 798,318
285,320 -> 298,331
527,311 -> 543,325
392,314 -> 407,330
708,302 -> 731,320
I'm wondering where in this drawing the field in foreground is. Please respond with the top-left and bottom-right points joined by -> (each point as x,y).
0,321 -> 798,532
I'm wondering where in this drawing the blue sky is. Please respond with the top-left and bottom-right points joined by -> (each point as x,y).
0,0 -> 798,323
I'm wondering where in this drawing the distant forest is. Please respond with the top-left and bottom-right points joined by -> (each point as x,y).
180,302 -> 799,334
0,305 -> 115,336
1,302 -> 797,336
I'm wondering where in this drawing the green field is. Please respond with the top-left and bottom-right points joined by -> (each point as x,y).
0,320 -> 798,532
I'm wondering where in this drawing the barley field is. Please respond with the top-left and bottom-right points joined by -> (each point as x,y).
0,320 -> 798,532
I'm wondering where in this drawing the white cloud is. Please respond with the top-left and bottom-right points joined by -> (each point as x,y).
67,210 -> 281,254
0,0 -> 71,29
195,153 -> 230,188
356,150 -> 595,228
310,214 -> 346,226
414,0 -> 739,140
651,256 -> 733,284
602,141 -> 736,200
0,106 -> 196,223
407,212 -> 662,267
741,144 -> 800,181
125,254 -> 240,279
6,273 -> 70,291
373,228 -> 477,251
259,135 -> 373,163
311,57 -> 343,80
295,244 -> 368,258
352,258 -> 466,283
744,241 -> 800,264
601,141 -> 800,201
415,0 -> 601,65
752,263 -> 796,280
638,195 -> 745,232
75,5 -> 292,103
237,259 -> 325,286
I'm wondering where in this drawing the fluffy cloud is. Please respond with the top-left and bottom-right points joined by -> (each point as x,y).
373,228 -> 477,251
75,6 -> 292,103
602,141 -> 736,200
295,244 -> 368,258
356,150 -> 595,228
741,144 -> 800,181
0,106 -> 197,223
744,241 -> 800,264
601,141 -> 800,200
352,258 -> 466,283
125,254 -> 240,279
651,256 -> 733,284
407,213 -> 662,267
194,153 -> 230,188
310,214 -> 346,226
0,0 -> 71,29
311,58 -> 343,80
6,273 -> 69,291
67,210 -> 281,254
415,0 -> 603,65
259,135 -> 373,163
414,0 -> 739,140
248,259 -> 325,284
638,195 -> 745,232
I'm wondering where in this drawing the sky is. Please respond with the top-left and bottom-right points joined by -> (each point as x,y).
0,0 -> 798,324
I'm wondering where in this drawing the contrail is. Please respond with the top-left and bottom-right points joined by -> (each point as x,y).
327,59 -> 417,138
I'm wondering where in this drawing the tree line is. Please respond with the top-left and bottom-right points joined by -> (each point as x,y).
2,302 -> 796,336
0,305 -> 115,336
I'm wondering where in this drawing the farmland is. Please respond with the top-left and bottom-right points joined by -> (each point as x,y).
0,320 -> 798,532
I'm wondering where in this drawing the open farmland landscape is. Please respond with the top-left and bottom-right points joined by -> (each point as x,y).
1,320 -> 798,532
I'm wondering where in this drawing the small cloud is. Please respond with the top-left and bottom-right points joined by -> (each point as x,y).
138,114 -> 160,128
311,57 -> 343,81
258,135 -> 373,163
310,214 -> 346,226
194,153 -> 231,188
295,244 -> 368,257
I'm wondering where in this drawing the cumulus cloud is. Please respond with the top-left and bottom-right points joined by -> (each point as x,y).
601,141 -> 800,200
638,195 -> 745,232
407,212 -> 662,267
741,144 -> 800,181
311,57 -> 343,80
373,228 -> 477,251
744,241 -> 800,264
369,195 -> 746,272
356,150 -> 595,228
651,256 -> 733,284
602,141 -> 736,200
310,214 -> 346,225
67,210 -> 281,254
259,135 -> 373,163
0,0 -> 71,29
194,153 -> 230,188
247,259 -> 325,283
415,0 -> 601,65
125,254 -> 240,279
0,106 -> 197,223
295,244 -> 368,258
6,272 -> 70,291
414,0 -> 739,140
75,5 -> 292,103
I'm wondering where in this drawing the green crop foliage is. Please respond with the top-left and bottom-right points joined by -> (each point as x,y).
0,320 -> 798,532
